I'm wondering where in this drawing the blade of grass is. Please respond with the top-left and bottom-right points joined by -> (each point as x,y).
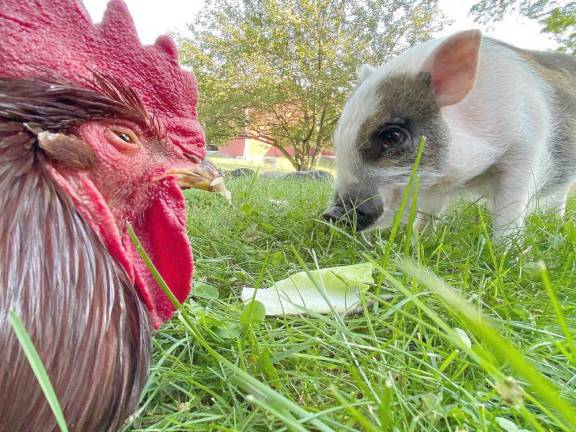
8,311 -> 69,432
127,223 -> 181,310
538,261 -> 576,366
244,394 -> 308,432
403,174 -> 420,257
381,136 -> 426,267
329,386 -> 382,432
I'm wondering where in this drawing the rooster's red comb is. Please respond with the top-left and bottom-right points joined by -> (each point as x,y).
0,0 -> 205,159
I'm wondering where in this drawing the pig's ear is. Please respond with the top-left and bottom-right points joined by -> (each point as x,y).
422,30 -> 482,107
356,64 -> 376,83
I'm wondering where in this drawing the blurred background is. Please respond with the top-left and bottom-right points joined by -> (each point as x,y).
84,0 -> 571,175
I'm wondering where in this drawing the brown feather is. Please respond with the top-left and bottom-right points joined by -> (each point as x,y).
37,131 -> 96,170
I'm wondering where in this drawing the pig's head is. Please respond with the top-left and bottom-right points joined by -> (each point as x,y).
324,30 -> 482,231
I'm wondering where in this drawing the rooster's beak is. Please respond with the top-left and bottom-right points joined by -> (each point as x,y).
164,160 -> 231,202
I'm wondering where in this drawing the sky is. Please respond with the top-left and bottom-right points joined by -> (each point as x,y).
83,0 -> 558,51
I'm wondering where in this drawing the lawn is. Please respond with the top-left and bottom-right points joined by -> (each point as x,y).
126,176 -> 576,432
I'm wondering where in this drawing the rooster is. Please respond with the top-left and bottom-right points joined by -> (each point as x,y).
0,1 -> 226,430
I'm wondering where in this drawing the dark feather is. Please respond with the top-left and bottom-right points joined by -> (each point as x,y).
0,76 -> 163,139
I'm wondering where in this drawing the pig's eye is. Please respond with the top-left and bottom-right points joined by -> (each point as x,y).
373,125 -> 407,148
363,123 -> 412,160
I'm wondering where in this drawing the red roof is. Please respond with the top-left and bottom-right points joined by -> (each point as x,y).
218,138 -> 245,157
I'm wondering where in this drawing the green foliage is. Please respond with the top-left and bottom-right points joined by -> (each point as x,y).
179,0 -> 447,170
240,300 -> 266,326
193,281 -> 220,299
470,1 -> 576,55
544,5 -> 576,54
121,179 -> 576,431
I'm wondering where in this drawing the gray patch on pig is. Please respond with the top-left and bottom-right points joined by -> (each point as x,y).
526,52 -> 576,194
545,86 -> 576,194
493,39 -> 576,194
358,72 -> 448,170
494,38 -> 576,75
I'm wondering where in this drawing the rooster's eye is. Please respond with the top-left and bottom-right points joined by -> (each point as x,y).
108,127 -> 141,152
116,132 -> 133,143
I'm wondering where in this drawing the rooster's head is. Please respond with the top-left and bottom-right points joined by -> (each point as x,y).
0,0 -> 225,327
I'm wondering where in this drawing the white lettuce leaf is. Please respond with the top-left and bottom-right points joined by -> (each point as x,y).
241,262 -> 375,316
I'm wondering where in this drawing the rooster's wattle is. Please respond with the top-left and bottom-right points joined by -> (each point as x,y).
0,1 -> 220,430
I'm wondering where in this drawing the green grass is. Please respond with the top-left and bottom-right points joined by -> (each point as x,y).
124,177 -> 576,432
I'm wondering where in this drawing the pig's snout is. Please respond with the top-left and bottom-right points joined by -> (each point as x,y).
322,193 -> 383,231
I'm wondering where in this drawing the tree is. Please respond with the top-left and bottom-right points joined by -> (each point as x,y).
179,0 -> 447,171
470,1 -> 576,55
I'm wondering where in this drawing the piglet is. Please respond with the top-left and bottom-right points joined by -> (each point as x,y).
324,30 -> 576,239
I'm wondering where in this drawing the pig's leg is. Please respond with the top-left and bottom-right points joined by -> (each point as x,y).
540,188 -> 569,216
413,212 -> 433,231
490,166 -> 535,240
414,197 -> 447,231
554,191 -> 568,217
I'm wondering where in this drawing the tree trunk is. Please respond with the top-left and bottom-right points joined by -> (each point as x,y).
310,143 -> 324,169
309,106 -> 328,169
297,151 -> 313,171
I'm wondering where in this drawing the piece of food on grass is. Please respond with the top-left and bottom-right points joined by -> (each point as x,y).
241,262 -> 375,316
